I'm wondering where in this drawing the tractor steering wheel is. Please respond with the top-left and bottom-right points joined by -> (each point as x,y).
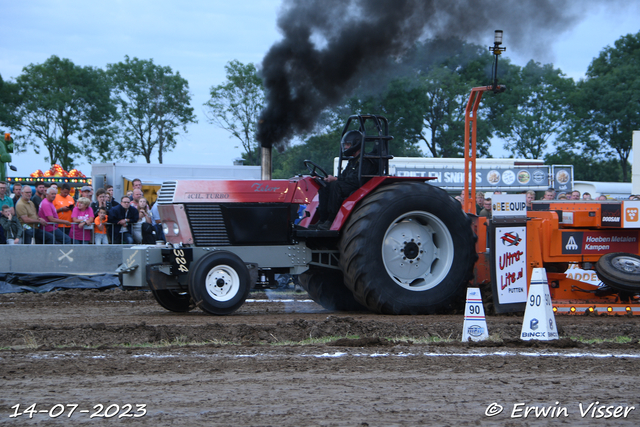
303,160 -> 329,187
303,160 -> 328,179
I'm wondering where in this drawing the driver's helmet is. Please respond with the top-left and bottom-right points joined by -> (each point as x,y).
341,130 -> 363,157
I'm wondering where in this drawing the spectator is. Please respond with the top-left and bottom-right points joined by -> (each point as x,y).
596,195 -> 607,201
39,187 -> 72,244
570,190 -> 580,200
525,190 -> 535,209
150,201 -> 165,242
0,204 -> 22,244
132,197 -> 152,243
79,186 -> 93,203
105,185 -> 119,207
10,183 -> 22,202
70,197 -> 94,244
582,192 -> 592,201
542,189 -> 555,200
91,188 -> 115,214
130,188 -> 143,209
94,207 -> 109,245
31,181 -> 46,211
630,195 -> 640,201
479,198 -> 492,219
108,196 -> 138,244
558,193 -> 568,200
0,181 -> 14,214
476,191 -> 485,215
132,178 -> 142,190
53,183 -> 75,235
16,185 -> 53,244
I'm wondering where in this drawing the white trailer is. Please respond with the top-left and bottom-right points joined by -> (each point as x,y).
91,163 -> 261,202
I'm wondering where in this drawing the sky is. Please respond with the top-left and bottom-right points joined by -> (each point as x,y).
1,0 -> 640,177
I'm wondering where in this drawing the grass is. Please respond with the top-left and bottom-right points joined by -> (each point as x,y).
569,335 -> 634,344
22,332 -> 39,349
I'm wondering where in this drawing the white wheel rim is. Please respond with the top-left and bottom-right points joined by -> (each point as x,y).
205,264 -> 240,302
611,256 -> 640,274
382,210 -> 454,291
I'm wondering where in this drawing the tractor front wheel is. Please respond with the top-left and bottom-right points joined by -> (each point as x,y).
188,251 -> 251,315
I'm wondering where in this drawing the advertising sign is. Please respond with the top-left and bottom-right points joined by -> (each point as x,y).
495,226 -> 528,304
560,230 -> 639,255
551,165 -> 573,193
394,166 -> 550,191
601,203 -> 622,227
492,194 -> 527,218
623,201 -> 640,228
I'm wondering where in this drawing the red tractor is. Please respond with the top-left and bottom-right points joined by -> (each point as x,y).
121,114 -> 478,315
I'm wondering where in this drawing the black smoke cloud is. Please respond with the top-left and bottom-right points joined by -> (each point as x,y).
256,0 -> 593,149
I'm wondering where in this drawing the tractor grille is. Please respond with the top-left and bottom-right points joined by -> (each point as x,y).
156,181 -> 177,204
184,204 -> 231,246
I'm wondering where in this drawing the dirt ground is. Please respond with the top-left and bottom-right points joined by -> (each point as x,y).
1,288 -> 640,426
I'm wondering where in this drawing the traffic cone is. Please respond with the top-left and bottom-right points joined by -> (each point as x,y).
520,268 -> 559,341
462,287 -> 489,342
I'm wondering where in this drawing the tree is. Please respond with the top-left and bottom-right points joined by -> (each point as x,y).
13,56 -> 115,169
345,78 -> 424,158
491,60 -> 576,159
204,60 -> 264,166
411,40 -> 497,158
574,31 -> 640,181
272,129 -> 342,179
0,74 -> 19,129
107,56 -> 196,164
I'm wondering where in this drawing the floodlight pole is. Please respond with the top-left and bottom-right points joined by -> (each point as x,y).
462,31 -> 506,215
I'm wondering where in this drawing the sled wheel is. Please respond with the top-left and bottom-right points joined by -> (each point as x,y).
150,289 -> 195,312
187,251 -> 250,315
596,253 -> 640,293
339,181 -> 477,314
299,268 -> 367,312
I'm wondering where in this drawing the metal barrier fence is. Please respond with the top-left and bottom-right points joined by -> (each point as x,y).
10,222 -> 165,246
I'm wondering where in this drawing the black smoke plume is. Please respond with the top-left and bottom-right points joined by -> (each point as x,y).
256,0 -> 595,150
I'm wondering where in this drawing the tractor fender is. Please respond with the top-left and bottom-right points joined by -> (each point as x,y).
332,176 -> 435,231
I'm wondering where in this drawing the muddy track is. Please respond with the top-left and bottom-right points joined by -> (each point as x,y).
1,289 -> 640,426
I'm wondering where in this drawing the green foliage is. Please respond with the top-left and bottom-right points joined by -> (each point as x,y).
0,74 -> 22,131
107,56 -> 196,163
12,56 -> 115,170
572,31 -> 640,181
491,60 -> 576,159
204,60 -> 264,166
272,130 -> 342,179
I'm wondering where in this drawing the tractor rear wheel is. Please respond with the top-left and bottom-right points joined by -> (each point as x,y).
596,253 -> 640,293
188,251 -> 251,315
150,289 -> 195,312
339,182 -> 477,314
299,268 -> 367,312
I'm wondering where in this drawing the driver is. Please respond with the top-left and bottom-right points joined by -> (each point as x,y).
313,130 -> 378,230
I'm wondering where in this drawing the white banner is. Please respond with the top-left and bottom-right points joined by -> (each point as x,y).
495,226 -> 528,304
492,194 -> 527,218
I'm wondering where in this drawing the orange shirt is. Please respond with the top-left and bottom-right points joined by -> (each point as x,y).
94,215 -> 108,234
53,194 -> 75,227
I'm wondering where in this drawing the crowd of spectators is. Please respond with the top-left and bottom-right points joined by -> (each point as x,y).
458,187 -> 640,214
0,178 -> 165,245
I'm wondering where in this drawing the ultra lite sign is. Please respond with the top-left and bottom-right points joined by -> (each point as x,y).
492,194 -> 527,218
